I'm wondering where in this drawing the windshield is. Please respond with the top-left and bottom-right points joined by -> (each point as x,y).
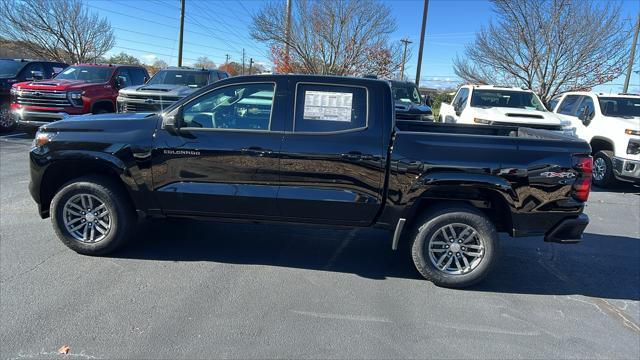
598,97 -> 640,117
470,89 -> 547,111
392,83 -> 422,104
147,70 -> 210,88
54,66 -> 113,83
0,60 -> 27,78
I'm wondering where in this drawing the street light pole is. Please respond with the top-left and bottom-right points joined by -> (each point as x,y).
400,38 -> 412,81
623,14 -> 639,93
415,0 -> 429,87
177,0 -> 185,67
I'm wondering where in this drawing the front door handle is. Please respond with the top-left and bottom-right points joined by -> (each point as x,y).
241,146 -> 273,157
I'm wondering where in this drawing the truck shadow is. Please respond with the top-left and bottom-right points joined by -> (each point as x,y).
113,219 -> 639,301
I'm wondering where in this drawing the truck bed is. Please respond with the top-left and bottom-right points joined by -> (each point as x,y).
395,120 -> 578,141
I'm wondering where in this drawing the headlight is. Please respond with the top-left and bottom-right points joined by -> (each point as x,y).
628,139 -> 640,155
67,90 -> 84,107
473,118 -> 492,125
625,129 -> 640,136
10,87 -> 18,96
32,131 -> 55,148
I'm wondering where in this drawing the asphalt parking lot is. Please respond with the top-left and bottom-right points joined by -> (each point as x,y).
1,131 -> 639,359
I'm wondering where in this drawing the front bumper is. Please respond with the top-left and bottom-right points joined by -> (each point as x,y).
544,213 -> 589,244
612,157 -> 640,183
13,109 -> 69,127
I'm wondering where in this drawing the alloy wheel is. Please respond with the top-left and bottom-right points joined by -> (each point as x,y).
62,193 -> 111,243
427,223 -> 485,275
593,157 -> 606,181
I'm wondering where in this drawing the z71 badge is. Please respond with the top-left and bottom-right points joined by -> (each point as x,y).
540,171 -> 576,178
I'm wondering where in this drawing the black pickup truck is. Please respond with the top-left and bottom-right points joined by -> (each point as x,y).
29,75 -> 592,288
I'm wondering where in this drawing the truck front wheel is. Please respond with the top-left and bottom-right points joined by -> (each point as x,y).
410,206 -> 498,288
50,176 -> 135,255
592,150 -> 616,188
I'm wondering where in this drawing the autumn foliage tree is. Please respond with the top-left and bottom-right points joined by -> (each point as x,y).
454,0 -> 633,104
252,0 -> 404,78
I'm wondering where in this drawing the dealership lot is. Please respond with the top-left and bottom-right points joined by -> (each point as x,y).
1,133 -> 639,359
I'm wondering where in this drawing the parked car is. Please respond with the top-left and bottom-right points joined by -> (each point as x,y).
117,67 -> 229,113
551,92 -> 640,187
439,85 -> 573,135
0,58 -> 68,132
29,75 -> 592,288
389,80 -> 434,121
10,63 -> 148,130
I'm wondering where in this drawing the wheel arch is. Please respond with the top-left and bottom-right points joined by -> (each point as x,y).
39,157 -> 138,218
589,137 -> 614,154
90,100 -> 115,113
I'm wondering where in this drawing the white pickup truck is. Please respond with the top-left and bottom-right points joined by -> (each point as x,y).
439,85 -> 572,134
550,92 -> 640,187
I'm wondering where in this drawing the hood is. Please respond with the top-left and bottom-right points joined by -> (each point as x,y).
120,83 -> 197,97
603,116 -> 640,131
14,79 -> 107,91
394,100 -> 432,114
471,107 -> 562,125
42,113 -> 159,133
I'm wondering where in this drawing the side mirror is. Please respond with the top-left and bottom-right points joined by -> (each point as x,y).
114,75 -> 127,89
578,107 -> 593,126
454,103 -> 462,116
162,109 -> 181,134
30,70 -> 44,80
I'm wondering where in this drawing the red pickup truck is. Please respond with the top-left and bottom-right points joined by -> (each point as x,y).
10,63 -> 148,129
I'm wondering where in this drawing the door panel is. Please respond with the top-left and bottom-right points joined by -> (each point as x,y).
151,81 -> 283,218
277,83 -> 384,225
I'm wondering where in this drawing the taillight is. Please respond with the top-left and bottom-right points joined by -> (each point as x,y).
572,155 -> 592,202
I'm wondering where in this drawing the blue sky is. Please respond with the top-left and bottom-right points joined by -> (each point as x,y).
88,0 -> 639,92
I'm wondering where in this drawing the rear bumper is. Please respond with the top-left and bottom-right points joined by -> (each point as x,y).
612,156 -> 640,183
544,213 -> 589,244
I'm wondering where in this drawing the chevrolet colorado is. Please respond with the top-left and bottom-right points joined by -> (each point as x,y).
29,75 -> 592,288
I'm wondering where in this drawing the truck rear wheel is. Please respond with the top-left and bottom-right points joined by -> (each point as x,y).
410,205 -> 498,288
50,176 -> 135,255
592,150 -> 617,188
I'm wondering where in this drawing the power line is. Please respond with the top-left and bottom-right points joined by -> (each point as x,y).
189,1 -> 256,45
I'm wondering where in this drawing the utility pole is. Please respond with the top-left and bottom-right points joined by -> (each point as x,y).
177,0 -> 185,67
284,0 -> 292,70
225,54 -> 230,64
249,58 -> 254,74
242,48 -> 246,75
623,14 -> 639,93
415,0 -> 429,87
400,38 -> 412,81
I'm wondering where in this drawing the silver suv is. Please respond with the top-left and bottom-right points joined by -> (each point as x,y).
117,67 -> 229,113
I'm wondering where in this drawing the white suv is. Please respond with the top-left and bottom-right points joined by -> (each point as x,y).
439,85 -> 573,134
551,92 -> 640,187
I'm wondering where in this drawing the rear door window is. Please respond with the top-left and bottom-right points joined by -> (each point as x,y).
574,96 -> 595,117
293,83 -> 367,133
558,95 -> 580,115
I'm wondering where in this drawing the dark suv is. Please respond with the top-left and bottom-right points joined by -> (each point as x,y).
1,59 -> 68,132
117,67 -> 229,113
390,80 -> 434,121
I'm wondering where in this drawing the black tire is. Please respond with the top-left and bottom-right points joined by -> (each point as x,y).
0,103 -> 16,133
50,175 -> 135,255
410,205 -> 499,288
592,150 -> 617,188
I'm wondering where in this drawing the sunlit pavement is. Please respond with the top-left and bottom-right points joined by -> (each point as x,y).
2,132 -> 638,359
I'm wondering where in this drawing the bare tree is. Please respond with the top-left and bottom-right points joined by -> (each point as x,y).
193,56 -> 216,69
251,0 -> 403,77
454,0 -> 633,104
0,0 -> 115,64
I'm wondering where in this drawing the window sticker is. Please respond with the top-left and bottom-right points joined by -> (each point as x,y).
303,90 -> 353,122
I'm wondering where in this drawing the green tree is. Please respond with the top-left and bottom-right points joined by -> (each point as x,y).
106,52 -> 141,65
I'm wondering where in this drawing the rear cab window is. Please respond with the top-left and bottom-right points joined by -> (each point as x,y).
293,83 -> 367,133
